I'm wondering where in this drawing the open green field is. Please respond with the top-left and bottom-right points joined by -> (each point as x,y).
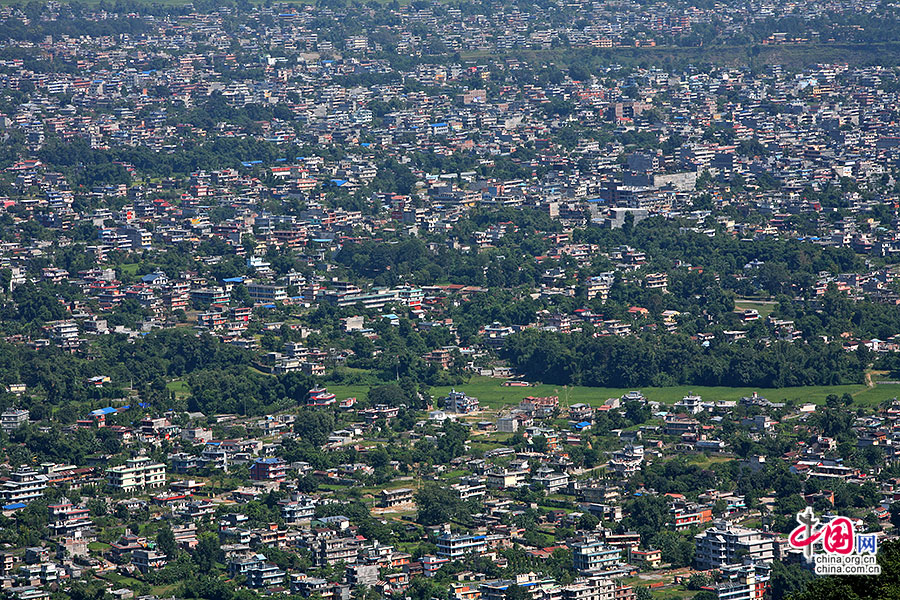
428,376 -> 900,411
165,379 -> 190,397
325,383 -> 370,402
118,263 -> 140,275
734,299 -> 777,319
165,374 -> 900,413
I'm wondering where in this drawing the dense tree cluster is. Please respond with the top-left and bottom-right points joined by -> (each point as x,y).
503,329 -> 864,387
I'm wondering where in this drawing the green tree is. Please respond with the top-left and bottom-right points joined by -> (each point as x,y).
415,484 -> 464,526
193,532 -> 221,572
294,410 -> 336,447
157,526 -> 176,558
505,585 -> 530,600
788,539 -> 900,600
769,561 -> 814,600
577,513 -> 600,531
890,503 -> 900,530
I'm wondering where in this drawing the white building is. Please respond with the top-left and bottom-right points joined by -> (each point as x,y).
694,521 -> 775,570
1,409 -> 29,433
106,457 -> 166,492
0,467 -> 48,504
674,394 -> 704,414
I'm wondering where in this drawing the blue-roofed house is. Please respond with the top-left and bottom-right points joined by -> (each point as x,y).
141,272 -> 169,286
250,457 -> 286,482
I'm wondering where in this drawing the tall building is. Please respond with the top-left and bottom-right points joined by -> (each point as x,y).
250,457 -> 287,482
1,409 -> 29,433
701,563 -> 770,600
313,537 -> 359,567
480,573 -> 560,600
694,522 -> 775,570
246,283 -> 288,303
48,498 -> 93,537
561,577 -> 616,600
586,273 -> 615,302
436,530 -> 487,560
132,548 -> 168,574
571,539 -> 622,574
0,467 -> 49,504
106,457 -> 166,492
445,389 -> 479,413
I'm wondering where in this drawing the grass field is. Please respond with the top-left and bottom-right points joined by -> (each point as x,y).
165,379 -> 190,397
324,383 -> 370,402
118,263 -> 140,275
734,299 -> 777,319
98,572 -> 145,589
167,374 -> 900,414
428,376 -> 900,411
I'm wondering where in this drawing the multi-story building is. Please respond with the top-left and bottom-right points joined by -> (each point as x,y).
586,272 -> 614,302
246,562 -> 287,588
313,537 -> 359,567
444,389 -> 480,413
572,539 -> 622,574
701,563 -> 770,600
643,272 -> 668,292
106,457 -> 166,492
452,481 -> 487,501
346,564 -> 379,586
0,467 -> 49,504
281,500 -> 316,524
48,498 -> 92,537
608,445 -> 644,477
673,394 -> 704,415
665,416 -> 700,437
497,416 -> 519,433
246,283 -> 288,303
480,573 -> 560,600
435,530 -> 488,560
132,548 -> 168,573
561,578 -> 616,600
0,552 -> 14,575
190,287 -> 229,305
531,467 -> 569,493
249,457 -> 287,482
694,522 -> 775,570
227,553 -> 268,577
1,409 -> 29,433
486,466 -> 528,489
627,548 -> 662,569
379,488 -> 414,508
673,506 -> 713,531
451,583 -> 482,600
48,320 -> 79,344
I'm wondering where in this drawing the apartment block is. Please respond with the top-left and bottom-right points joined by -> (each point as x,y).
694,522 -> 775,570
106,457 -> 166,492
